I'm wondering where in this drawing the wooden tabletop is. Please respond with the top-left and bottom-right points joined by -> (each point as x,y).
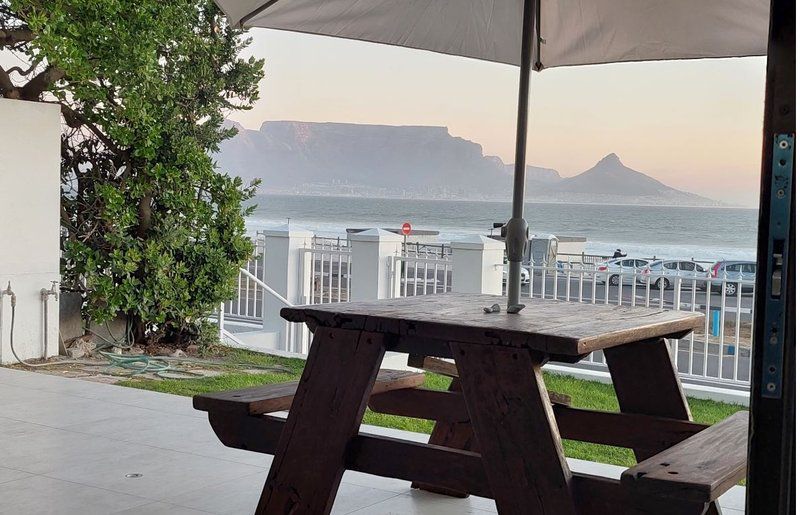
281,294 -> 704,356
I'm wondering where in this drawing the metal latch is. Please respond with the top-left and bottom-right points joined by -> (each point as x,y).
761,134 -> 793,398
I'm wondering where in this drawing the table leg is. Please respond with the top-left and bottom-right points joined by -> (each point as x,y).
604,338 -> 691,459
604,339 -> 724,515
256,327 -> 385,514
411,377 -> 477,498
451,343 -> 576,515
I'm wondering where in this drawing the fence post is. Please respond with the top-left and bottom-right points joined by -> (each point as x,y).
218,302 -> 225,342
262,227 -> 313,351
450,235 -> 505,295
349,229 -> 403,300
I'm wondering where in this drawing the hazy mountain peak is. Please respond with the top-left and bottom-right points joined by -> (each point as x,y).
597,152 -> 622,166
222,119 -> 245,131
214,120 -> 718,206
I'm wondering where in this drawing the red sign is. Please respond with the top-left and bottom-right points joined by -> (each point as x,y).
401,222 -> 412,236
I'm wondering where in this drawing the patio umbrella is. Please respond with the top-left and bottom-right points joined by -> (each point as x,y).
214,0 -> 769,312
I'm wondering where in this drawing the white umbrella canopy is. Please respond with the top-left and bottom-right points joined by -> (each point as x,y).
217,0 -> 769,69
215,0 -> 770,311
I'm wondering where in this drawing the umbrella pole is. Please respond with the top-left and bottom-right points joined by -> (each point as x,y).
506,0 -> 537,312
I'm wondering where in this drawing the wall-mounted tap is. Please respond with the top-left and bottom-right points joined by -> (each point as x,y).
0,282 -> 16,359
41,281 -> 59,301
40,281 -> 59,358
2,281 -> 16,306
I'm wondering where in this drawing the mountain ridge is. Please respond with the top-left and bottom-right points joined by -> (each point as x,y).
215,120 -> 719,206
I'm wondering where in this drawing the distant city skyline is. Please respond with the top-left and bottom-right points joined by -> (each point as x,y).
230,30 -> 767,207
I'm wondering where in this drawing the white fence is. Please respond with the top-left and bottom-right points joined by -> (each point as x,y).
217,232 -> 754,389
392,252 -> 452,297
304,237 -> 352,305
512,263 -> 754,386
222,238 -> 264,324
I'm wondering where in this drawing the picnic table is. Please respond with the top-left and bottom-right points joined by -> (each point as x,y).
195,294 -> 748,515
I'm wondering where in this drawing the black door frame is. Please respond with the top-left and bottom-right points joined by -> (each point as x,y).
746,1 -> 795,513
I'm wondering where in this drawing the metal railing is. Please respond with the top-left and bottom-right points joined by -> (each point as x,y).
218,267 -> 307,353
392,251 -> 452,297
217,233 -> 753,388
222,243 -> 265,323
304,237 -> 352,305
402,242 -> 451,259
506,263 -> 754,386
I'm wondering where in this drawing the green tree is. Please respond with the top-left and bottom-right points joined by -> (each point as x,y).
1,1 -> 264,345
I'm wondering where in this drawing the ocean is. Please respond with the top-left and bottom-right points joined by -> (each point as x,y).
246,194 -> 758,262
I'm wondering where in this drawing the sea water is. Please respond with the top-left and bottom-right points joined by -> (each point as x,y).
246,194 -> 757,262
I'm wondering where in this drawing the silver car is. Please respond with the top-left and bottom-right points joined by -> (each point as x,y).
639,260 -> 708,290
709,261 -> 757,296
596,258 -> 649,286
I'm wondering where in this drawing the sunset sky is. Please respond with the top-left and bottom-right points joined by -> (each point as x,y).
231,30 -> 767,207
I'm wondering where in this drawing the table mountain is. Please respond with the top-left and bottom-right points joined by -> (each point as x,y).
215,121 -> 717,205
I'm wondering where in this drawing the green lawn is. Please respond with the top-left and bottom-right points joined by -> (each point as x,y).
119,347 -> 745,468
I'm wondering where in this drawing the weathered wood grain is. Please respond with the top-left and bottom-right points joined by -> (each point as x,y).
408,378 -> 476,497
452,343 -> 576,514
208,413 -> 707,514
604,338 -> 693,459
622,411 -> 749,503
368,388 -> 707,451
282,293 -> 703,356
256,327 -> 385,514
407,354 -> 572,406
604,337 -> 722,515
368,387 -> 471,424
408,354 -> 460,376
553,405 -> 707,450
195,369 -> 423,416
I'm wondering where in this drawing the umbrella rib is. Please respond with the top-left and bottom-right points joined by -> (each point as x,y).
534,0 -> 543,71
239,0 -> 283,28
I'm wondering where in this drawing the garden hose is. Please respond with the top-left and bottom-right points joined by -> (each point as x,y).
7,301 -> 90,368
96,351 -> 290,379
5,298 -> 290,379
97,351 -> 207,379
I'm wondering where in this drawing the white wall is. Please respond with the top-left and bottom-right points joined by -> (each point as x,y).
261,227 -> 312,353
451,235 -> 504,294
349,229 -> 402,301
0,99 -> 61,363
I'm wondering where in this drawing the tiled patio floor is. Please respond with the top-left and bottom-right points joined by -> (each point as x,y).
0,367 -> 744,514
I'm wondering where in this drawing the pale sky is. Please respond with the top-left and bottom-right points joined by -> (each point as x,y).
229,29 -> 767,207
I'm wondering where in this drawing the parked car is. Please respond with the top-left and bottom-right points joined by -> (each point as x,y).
709,260 -> 757,295
502,267 -> 531,285
638,260 -> 708,290
596,258 -> 649,286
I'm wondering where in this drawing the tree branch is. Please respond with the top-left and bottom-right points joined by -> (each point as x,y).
60,103 -> 124,156
0,65 -> 20,98
20,65 -> 64,100
0,27 -> 34,47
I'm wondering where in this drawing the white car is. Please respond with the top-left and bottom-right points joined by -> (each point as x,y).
502,267 -> 531,285
596,258 -> 649,286
638,260 -> 708,290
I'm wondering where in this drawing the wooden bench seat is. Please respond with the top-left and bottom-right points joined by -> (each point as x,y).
193,369 -> 425,416
621,411 -> 749,503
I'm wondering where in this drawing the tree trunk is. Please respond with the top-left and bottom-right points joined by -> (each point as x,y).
129,313 -> 147,345
136,192 -> 153,238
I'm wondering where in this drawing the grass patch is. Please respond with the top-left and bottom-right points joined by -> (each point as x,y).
119,348 -> 745,468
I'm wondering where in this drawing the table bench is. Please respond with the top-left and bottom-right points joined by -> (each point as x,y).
195,294 -> 748,514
